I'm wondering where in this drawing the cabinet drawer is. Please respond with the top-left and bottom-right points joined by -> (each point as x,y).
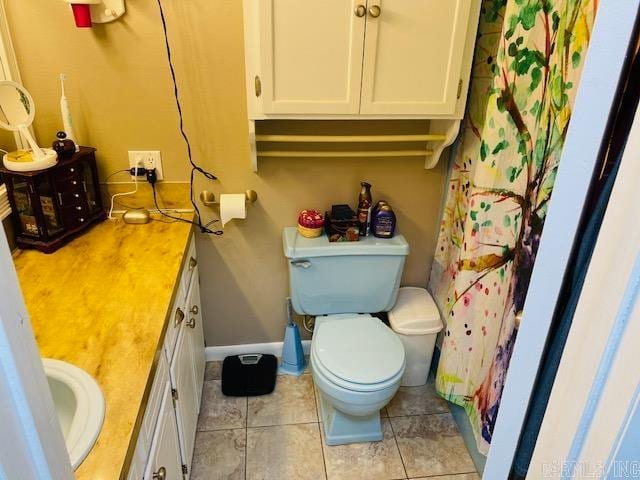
54,163 -> 83,181
139,353 -> 169,457
55,176 -> 84,192
57,188 -> 85,207
63,212 -> 90,230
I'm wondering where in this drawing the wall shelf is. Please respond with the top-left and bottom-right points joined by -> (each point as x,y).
258,150 -> 434,158
249,118 -> 460,172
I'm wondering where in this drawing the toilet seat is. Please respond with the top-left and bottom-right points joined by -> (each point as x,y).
312,315 -> 405,393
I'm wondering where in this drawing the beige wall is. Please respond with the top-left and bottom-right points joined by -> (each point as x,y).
5,0 -> 448,345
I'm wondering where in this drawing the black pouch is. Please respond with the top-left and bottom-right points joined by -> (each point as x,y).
221,353 -> 278,396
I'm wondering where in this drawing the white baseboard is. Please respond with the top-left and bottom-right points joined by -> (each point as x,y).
205,340 -> 312,362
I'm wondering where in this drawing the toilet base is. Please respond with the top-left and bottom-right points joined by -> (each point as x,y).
317,391 -> 383,445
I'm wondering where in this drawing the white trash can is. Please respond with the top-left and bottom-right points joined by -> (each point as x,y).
389,287 -> 443,387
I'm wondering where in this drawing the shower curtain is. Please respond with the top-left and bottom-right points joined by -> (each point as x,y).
429,0 -> 597,454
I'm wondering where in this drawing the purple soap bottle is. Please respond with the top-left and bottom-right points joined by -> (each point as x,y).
372,204 -> 396,238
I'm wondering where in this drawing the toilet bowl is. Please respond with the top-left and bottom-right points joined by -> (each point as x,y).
282,227 -> 409,445
310,314 -> 405,444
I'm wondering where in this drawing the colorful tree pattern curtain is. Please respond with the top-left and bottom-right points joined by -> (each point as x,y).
429,0 -> 597,454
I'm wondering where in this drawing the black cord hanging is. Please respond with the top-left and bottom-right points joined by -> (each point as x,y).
156,0 -> 222,235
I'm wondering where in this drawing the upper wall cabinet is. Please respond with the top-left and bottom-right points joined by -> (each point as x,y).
256,0 -> 365,114
242,0 -> 482,170
359,0 -> 473,115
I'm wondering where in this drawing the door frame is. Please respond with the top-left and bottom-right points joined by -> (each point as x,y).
0,227 -> 73,479
484,0 -> 640,478
528,82 -> 640,478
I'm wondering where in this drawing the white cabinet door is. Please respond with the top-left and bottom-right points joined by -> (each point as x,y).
143,381 -> 182,480
185,267 -> 205,411
170,325 -> 198,477
360,0 -> 473,115
258,0 -> 366,114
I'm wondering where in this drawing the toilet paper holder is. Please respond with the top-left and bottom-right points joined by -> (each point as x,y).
199,189 -> 258,206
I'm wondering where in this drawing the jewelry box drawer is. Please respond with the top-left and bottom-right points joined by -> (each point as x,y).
54,163 -> 84,181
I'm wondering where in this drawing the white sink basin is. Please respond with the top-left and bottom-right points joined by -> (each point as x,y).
42,358 -> 105,470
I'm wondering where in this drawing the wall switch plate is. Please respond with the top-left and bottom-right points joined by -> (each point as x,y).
128,151 -> 163,181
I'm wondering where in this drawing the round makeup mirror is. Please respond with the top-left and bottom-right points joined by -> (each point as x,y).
0,81 -> 35,130
0,80 -> 57,172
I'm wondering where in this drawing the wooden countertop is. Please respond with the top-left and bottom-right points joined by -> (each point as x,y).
13,217 -> 194,480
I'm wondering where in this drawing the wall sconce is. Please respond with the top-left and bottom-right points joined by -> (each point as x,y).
64,0 -> 125,28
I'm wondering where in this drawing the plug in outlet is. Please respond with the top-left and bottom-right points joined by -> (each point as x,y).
128,150 -> 163,181
127,152 -> 145,180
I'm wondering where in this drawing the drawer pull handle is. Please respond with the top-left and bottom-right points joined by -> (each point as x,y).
189,256 -> 197,270
74,193 -> 80,198
70,167 -> 75,173
72,180 -> 77,185
175,308 -> 185,327
76,206 -> 82,211
290,259 -> 311,269
153,467 -> 166,480
78,218 -> 85,223
187,317 -> 196,329
369,5 -> 381,17
190,305 -> 199,315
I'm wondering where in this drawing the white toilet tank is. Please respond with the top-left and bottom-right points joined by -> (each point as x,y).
282,227 -> 409,315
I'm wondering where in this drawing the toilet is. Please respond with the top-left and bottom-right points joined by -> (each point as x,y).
283,227 -> 409,445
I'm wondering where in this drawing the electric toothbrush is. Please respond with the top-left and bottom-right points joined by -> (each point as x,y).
59,73 -> 79,151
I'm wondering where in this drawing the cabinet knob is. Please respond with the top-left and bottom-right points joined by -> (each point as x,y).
354,4 -> 366,17
189,256 -> 197,270
190,305 -> 199,315
152,467 -> 166,480
187,317 -> 196,329
369,5 -> 381,17
175,308 -> 185,327
78,218 -> 85,223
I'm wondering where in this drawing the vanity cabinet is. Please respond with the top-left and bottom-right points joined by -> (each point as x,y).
143,382 -> 183,480
127,234 -> 205,480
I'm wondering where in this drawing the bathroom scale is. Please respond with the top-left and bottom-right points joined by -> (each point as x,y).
221,353 -> 277,396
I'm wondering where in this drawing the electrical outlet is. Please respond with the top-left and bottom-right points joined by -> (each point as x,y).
127,151 -> 146,180
128,150 -> 163,181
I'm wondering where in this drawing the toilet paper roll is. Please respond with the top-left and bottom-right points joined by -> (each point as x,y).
220,194 -> 247,227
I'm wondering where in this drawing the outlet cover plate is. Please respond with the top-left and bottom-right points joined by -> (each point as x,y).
128,151 -> 163,181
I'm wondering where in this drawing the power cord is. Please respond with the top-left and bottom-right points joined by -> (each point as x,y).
156,0 -> 221,235
107,167 -> 145,219
149,169 -> 223,234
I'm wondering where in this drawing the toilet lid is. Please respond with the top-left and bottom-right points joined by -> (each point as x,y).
313,315 -> 405,386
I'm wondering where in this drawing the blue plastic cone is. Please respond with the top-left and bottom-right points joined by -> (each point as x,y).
279,298 -> 307,376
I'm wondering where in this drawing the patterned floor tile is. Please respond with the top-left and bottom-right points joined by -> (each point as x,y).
246,423 -> 326,480
248,374 -> 317,427
191,429 -> 245,480
197,380 -> 247,431
204,361 -> 222,381
391,413 -> 475,478
322,418 -> 406,480
387,382 -> 450,417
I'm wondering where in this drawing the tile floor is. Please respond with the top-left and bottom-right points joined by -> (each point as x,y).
192,361 -> 478,480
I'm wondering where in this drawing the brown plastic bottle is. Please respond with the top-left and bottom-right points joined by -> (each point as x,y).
357,182 -> 372,236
